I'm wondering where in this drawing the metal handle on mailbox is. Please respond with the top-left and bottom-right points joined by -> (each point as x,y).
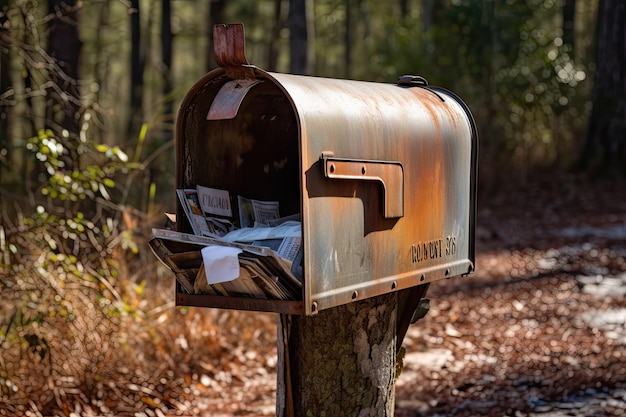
320,151 -> 404,218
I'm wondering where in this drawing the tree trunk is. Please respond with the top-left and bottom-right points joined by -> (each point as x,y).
345,0 -> 352,79
268,0 -> 284,72
206,0 -> 226,71
562,0 -> 576,52
421,0 -> 446,33
287,0 -> 309,75
47,0 -> 81,167
47,0 -> 80,134
161,0 -> 173,127
577,0 -> 626,173
400,0 -> 409,18
148,0 -> 174,208
278,293 -> 398,417
0,0 -> 9,165
92,0 -> 111,144
358,0 -> 370,40
18,7 -> 38,188
128,0 -> 143,138
422,0 -> 433,32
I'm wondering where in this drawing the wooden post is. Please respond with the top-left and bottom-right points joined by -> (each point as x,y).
277,292 -> 398,417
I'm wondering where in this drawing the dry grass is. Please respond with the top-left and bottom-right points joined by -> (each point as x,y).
0,190 -> 270,416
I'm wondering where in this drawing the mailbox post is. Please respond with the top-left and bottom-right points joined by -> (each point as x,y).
158,23 -> 478,417
276,285 -> 430,417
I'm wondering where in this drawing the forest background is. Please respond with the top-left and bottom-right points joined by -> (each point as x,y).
0,0 -> 624,416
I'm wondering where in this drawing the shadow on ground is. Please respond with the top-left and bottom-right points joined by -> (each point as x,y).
395,174 -> 626,416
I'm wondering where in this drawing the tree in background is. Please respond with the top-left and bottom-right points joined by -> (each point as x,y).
207,0 -> 226,70
287,0 -> 312,74
267,0 -> 285,71
0,0 -> 604,184
0,0 -> 9,176
372,0 -> 593,182
562,0 -> 576,52
578,0 -> 626,173
46,0 -> 81,167
161,0 -> 173,122
128,0 -> 143,138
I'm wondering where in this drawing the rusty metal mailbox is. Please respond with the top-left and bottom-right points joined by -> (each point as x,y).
169,24 -> 477,316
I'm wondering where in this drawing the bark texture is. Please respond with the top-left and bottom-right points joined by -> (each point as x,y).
279,293 -> 397,417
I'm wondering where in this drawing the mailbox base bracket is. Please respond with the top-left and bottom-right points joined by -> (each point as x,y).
309,259 -> 473,315
176,293 -> 304,315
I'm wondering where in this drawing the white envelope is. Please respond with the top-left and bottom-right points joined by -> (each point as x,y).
201,245 -> 243,284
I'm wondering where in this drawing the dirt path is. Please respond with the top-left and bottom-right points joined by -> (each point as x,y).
395,175 -> 626,416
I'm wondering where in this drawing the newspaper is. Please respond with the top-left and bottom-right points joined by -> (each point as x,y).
166,189 -> 304,299
196,185 -> 232,217
218,220 -> 303,281
196,185 -> 236,236
178,188 -> 285,236
150,228 -> 302,300
176,189 -> 216,237
237,195 -> 281,227
220,221 -> 301,242
252,236 -> 303,281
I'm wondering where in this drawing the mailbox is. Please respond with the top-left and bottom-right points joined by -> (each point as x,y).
168,24 -> 477,316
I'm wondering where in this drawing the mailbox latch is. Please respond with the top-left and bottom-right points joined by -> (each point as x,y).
320,151 -> 404,218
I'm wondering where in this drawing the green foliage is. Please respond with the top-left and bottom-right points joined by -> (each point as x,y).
368,0 -> 592,173
26,129 -> 126,201
19,124 -> 146,277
